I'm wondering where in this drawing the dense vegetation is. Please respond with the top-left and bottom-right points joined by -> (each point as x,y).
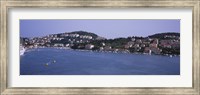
148,32 -> 180,39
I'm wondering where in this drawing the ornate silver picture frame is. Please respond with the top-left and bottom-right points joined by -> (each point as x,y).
0,0 -> 199,95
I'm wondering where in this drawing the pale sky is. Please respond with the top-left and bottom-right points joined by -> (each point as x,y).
20,19 -> 180,39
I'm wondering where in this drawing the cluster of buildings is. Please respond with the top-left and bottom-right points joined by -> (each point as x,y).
22,32 -> 96,48
21,32 -> 180,55
123,36 -> 180,55
91,38 -> 179,55
60,33 -> 93,39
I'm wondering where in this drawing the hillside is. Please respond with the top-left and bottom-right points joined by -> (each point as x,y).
67,31 -> 98,39
148,32 -> 180,39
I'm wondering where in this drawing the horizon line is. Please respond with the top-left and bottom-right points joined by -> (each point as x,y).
20,31 -> 180,39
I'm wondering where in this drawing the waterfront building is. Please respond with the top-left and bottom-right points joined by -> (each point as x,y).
144,47 -> 151,54
54,43 -> 64,47
125,44 -> 132,49
100,47 -> 104,51
104,46 -> 112,51
85,44 -> 94,49
150,47 -> 161,54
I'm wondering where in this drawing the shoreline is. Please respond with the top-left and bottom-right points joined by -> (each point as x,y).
27,46 -> 179,57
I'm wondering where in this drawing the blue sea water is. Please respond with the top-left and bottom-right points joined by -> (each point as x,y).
20,48 -> 180,75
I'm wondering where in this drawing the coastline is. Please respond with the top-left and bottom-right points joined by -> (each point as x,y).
26,46 -> 179,57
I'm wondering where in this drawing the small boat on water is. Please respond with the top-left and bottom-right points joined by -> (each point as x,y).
45,60 -> 56,66
20,45 -> 26,56
45,63 -> 49,66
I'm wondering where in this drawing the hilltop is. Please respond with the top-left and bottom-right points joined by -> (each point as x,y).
66,31 -> 99,39
148,32 -> 180,39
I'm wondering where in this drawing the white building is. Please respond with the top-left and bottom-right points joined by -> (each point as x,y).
85,44 -> 94,49
54,43 -> 64,47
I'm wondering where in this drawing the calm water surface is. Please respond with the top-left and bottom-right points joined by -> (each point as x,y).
20,48 -> 180,75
